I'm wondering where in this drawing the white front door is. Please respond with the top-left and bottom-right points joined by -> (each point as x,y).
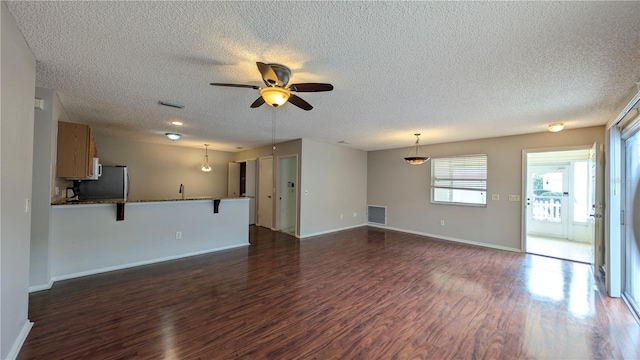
588,142 -> 603,267
258,156 -> 273,229
527,165 -> 569,238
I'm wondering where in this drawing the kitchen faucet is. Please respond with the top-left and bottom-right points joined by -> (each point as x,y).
179,183 -> 184,200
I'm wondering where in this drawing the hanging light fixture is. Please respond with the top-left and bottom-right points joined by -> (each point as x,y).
404,133 -> 430,165
201,144 -> 212,172
260,87 -> 290,107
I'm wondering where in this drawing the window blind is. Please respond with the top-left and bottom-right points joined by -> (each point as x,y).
431,154 -> 488,205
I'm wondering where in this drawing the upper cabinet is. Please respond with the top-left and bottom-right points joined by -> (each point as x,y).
56,121 -> 97,178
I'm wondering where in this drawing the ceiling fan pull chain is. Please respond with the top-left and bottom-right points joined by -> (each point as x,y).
272,107 -> 277,154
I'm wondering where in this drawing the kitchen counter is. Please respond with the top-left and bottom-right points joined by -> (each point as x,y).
42,196 -> 250,289
51,196 -> 244,206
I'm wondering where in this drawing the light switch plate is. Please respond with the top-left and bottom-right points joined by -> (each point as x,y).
509,195 -> 520,201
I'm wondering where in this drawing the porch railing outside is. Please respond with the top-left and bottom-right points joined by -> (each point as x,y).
532,195 -> 562,222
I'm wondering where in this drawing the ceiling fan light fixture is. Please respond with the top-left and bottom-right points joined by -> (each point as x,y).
548,122 -> 564,132
404,133 -> 430,165
260,87 -> 290,107
165,132 -> 181,141
201,144 -> 212,172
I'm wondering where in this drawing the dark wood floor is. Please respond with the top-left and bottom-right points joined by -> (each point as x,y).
19,226 -> 640,359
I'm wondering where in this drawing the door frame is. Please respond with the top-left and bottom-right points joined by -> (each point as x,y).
276,154 -> 299,237
521,145 -> 597,258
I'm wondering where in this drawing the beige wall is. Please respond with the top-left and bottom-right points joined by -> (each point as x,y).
235,138 -> 368,238
1,2 -> 36,357
367,126 -> 605,251
94,135 -> 235,201
300,139 -> 368,237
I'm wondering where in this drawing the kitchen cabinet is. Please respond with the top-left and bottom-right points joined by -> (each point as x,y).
56,121 -> 97,178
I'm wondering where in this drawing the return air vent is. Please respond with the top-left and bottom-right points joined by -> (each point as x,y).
367,205 -> 387,225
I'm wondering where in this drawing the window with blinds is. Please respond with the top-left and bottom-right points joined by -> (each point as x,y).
431,154 -> 488,206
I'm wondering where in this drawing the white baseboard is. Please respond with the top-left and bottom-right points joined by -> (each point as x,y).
29,278 -> 55,293
367,224 -> 522,253
299,223 -> 366,239
44,243 -> 249,286
6,320 -> 33,360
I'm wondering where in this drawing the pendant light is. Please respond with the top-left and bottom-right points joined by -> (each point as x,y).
404,133 -> 430,165
201,144 -> 212,172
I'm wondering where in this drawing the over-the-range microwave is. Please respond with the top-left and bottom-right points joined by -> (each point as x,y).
66,157 -> 102,180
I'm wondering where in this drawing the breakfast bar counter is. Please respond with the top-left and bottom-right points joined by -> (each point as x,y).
45,197 -> 250,288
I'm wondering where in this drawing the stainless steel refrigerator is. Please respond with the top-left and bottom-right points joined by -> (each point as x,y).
78,166 -> 128,200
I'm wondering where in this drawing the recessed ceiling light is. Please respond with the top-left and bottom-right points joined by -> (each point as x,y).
158,101 -> 184,109
548,123 -> 564,132
170,121 -> 183,126
165,133 -> 181,141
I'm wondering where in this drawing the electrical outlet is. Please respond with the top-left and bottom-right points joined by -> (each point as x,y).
25,198 -> 30,213
55,186 -> 60,196
440,220 -> 445,226
509,195 -> 520,202
353,212 -> 357,217
491,194 -> 499,201
175,231 -> 182,239
340,213 -> 343,219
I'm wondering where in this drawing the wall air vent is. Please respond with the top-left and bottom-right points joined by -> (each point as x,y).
367,205 -> 387,225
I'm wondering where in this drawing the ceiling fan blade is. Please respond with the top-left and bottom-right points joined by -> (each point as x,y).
288,94 -> 313,111
289,83 -> 334,92
256,62 -> 279,86
210,83 -> 259,90
250,97 -> 265,108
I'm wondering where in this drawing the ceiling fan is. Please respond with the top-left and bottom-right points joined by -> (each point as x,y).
210,62 -> 333,111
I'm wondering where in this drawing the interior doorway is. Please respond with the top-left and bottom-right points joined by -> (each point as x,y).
524,148 -> 596,263
277,155 -> 298,236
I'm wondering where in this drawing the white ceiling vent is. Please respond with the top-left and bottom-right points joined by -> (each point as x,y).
367,205 -> 387,225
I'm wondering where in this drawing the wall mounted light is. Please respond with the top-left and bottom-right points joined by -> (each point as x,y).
201,144 -> 212,172
165,133 -> 181,141
404,133 -> 430,165
260,87 -> 290,107
548,123 -> 564,132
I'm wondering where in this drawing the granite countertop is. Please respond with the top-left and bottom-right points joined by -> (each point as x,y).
51,197 -> 246,206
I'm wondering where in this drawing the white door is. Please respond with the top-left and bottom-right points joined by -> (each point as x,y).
588,142 -> 604,268
527,165 -> 569,238
245,160 -> 257,225
258,156 -> 273,229
228,162 -> 240,197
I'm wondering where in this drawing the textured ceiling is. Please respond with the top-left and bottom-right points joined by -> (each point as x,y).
6,1 -> 640,152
